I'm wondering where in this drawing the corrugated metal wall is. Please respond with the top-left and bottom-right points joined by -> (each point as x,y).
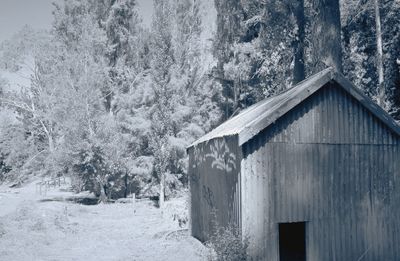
189,136 -> 242,242
241,83 -> 400,260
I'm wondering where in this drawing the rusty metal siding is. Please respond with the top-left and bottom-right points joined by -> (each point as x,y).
188,136 -> 242,242
241,83 -> 400,260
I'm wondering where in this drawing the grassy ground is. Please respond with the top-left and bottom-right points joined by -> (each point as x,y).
0,180 -> 208,261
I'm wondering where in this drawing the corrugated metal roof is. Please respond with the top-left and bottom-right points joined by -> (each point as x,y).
188,68 -> 400,148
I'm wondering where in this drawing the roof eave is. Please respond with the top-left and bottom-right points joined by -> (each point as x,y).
187,134 -> 239,151
238,68 -> 334,146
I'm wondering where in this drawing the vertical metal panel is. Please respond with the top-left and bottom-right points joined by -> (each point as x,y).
240,83 -> 400,260
189,135 -> 242,242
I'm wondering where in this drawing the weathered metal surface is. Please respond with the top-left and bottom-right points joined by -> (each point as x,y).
241,84 -> 400,260
188,68 -> 333,148
188,69 -> 400,149
188,136 -> 242,242
189,73 -> 400,260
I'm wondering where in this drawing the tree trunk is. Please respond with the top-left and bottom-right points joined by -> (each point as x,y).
374,0 -> 385,107
159,172 -> 165,209
292,0 -> 305,84
48,135 -> 54,154
99,182 -> 107,203
46,129 -> 55,177
124,171 -> 128,198
311,0 -> 343,73
233,78 -> 240,114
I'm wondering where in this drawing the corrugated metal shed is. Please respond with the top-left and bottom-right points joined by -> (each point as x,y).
189,67 -> 400,147
188,69 -> 400,261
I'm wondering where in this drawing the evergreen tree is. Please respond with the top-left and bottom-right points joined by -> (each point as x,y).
213,0 -> 245,119
149,0 -> 176,208
342,0 -> 400,118
103,0 -> 142,113
213,0 -> 298,119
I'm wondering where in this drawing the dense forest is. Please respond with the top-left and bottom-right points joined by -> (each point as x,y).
0,0 -> 399,203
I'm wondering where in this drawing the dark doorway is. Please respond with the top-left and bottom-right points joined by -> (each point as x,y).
279,222 -> 306,261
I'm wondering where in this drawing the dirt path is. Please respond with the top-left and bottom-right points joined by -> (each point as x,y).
0,181 -> 207,261
0,181 -> 38,217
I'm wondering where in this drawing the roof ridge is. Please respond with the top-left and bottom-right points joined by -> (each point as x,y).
188,67 -> 400,149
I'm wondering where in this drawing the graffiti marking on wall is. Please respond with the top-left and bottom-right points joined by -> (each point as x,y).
202,185 -> 214,208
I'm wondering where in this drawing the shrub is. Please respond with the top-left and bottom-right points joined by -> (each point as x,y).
206,216 -> 249,261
